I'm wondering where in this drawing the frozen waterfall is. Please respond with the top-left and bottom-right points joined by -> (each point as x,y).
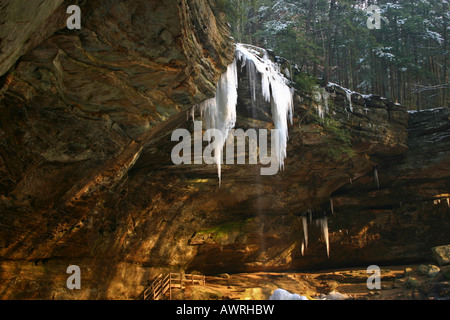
236,43 -> 294,171
191,43 -> 294,184
190,60 -> 238,185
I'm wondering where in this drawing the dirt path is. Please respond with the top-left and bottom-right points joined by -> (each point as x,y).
173,263 -> 450,300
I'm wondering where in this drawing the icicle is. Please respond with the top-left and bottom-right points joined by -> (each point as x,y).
327,82 -> 353,113
321,217 -> 330,258
300,212 -> 330,258
345,90 -> 353,112
190,106 -> 195,121
302,216 -> 308,249
318,104 -> 325,120
235,43 -> 294,171
314,89 -> 325,120
245,59 -> 257,106
322,88 -> 330,112
374,166 -> 380,189
447,198 -> 450,208
193,60 -> 238,185
318,88 -> 330,119
194,44 -> 294,184
330,198 -> 334,215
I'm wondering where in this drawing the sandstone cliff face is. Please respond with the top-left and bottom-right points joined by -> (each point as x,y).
0,0 -> 235,299
0,0 -> 234,219
0,1 -> 449,300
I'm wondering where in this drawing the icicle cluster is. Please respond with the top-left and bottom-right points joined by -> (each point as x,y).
190,61 -> 238,185
235,43 -> 294,171
191,43 -> 294,184
433,198 -> 450,207
314,87 -> 330,120
327,82 -> 354,113
300,210 -> 330,258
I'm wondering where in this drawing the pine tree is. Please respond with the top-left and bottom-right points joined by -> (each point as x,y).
221,0 -> 449,110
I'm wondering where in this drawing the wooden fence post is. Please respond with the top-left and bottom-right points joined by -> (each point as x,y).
169,273 -> 172,300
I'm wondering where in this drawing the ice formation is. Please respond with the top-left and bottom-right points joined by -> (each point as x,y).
346,91 -> 353,112
315,87 -> 330,120
316,217 -> 330,258
300,213 -> 330,258
434,198 -> 450,207
190,60 -> 238,185
302,216 -> 308,250
374,166 -> 380,189
327,82 -> 354,112
235,43 -> 294,171
191,43 -> 294,183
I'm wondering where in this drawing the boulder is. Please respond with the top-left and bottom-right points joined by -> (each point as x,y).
432,245 -> 450,266
428,265 -> 440,278
404,267 -> 413,277
405,277 -> 419,288
418,264 -> 440,278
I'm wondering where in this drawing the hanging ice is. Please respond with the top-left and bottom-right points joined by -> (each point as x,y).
191,60 -> 238,185
191,43 -> 294,184
302,216 -> 308,249
300,212 -> 330,258
321,217 -> 330,258
374,166 -> 380,189
327,82 -> 353,113
235,43 -> 294,171
345,91 -> 353,112
315,87 -> 329,120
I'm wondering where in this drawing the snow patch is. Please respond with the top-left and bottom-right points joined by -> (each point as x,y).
407,107 -> 446,114
270,289 -> 308,300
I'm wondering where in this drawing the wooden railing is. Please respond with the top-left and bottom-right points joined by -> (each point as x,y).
138,273 -> 206,300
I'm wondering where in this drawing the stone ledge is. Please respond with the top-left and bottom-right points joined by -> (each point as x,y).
432,245 -> 450,266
